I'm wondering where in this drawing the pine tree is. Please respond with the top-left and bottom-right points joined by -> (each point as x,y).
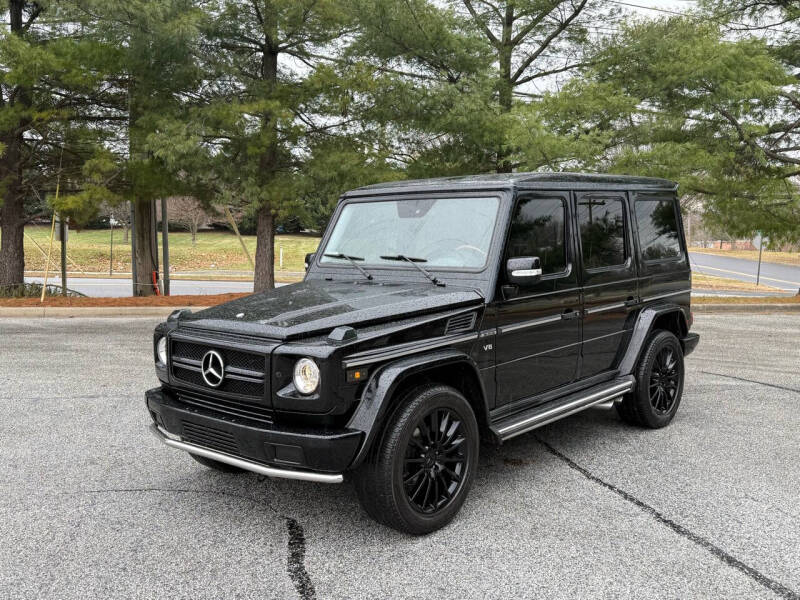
147,0 -> 379,292
69,0 -> 204,295
351,0 -> 617,175
0,0 -> 115,290
514,18 -> 800,244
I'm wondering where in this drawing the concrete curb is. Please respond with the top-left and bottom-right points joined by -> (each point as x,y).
0,306 -> 211,318
692,303 -> 800,313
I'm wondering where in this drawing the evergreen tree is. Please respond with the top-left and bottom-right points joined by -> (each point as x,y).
514,18 -> 800,244
147,0 -> 392,291
0,0 -> 112,290
67,0 -> 204,295
351,0 -> 617,175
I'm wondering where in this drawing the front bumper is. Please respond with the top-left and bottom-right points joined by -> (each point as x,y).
146,387 -> 362,482
681,332 -> 700,356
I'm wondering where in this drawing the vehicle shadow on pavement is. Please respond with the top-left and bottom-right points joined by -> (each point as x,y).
153,405 -> 628,537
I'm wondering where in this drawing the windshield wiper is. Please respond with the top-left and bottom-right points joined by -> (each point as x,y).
323,253 -> 373,280
380,254 -> 444,287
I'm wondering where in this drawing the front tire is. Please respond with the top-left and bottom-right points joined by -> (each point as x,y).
617,329 -> 685,428
355,384 -> 479,535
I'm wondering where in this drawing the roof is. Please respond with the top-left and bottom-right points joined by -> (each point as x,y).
345,172 -> 678,197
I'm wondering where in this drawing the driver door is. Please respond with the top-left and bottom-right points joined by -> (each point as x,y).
494,192 -> 582,407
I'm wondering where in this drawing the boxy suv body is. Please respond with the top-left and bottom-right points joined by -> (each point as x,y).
147,173 -> 699,534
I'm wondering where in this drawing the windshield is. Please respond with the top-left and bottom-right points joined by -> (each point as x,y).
320,196 -> 500,270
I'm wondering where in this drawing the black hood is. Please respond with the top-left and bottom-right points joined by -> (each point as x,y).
178,279 -> 484,340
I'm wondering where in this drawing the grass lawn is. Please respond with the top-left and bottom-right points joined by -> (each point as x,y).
691,247 -> 800,267
22,226 -> 321,279
0,292 -> 249,307
16,225 -> 789,292
691,272 -> 781,292
692,295 -> 800,304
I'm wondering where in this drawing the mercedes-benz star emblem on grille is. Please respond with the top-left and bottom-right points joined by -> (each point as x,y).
201,350 -> 225,387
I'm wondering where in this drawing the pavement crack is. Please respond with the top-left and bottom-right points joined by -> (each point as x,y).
75,486 -> 318,600
286,518 -> 317,600
700,371 -> 800,394
536,438 -> 800,600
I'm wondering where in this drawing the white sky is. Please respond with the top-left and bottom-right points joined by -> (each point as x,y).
625,0 -> 699,15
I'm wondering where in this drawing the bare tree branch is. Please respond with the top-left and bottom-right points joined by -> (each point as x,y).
716,104 -> 800,166
463,0 -> 500,47
510,0 -> 588,84
515,59 -> 593,85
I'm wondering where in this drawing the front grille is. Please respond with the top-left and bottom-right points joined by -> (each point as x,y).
177,390 -> 274,424
172,341 -> 265,372
182,421 -> 239,455
172,365 -> 265,397
169,338 -> 268,399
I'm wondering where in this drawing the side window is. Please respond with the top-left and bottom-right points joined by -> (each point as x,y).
635,196 -> 682,261
578,197 -> 626,269
506,197 -> 567,276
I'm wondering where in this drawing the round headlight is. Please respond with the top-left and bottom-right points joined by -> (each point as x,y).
293,358 -> 320,395
157,336 -> 168,365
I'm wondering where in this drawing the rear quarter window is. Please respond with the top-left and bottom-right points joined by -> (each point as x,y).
635,197 -> 682,261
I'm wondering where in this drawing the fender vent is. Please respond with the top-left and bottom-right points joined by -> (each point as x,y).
445,312 -> 477,335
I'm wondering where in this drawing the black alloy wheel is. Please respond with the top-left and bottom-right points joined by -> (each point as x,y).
649,346 -> 680,414
616,329 -> 685,429
403,407 -> 468,514
355,384 -> 479,535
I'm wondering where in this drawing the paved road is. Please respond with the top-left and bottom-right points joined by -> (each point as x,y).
690,251 -> 800,292
1,315 -> 799,599
28,251 -> 800,298
24,276 -> 291,296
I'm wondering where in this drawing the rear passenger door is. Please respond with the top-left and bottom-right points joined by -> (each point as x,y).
576,193 -> 638,379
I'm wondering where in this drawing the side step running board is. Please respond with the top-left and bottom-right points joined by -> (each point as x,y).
491,376 -> 635,442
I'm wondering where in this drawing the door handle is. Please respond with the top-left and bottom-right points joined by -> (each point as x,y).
561,309 -> 581,320
624,297 -> 640,308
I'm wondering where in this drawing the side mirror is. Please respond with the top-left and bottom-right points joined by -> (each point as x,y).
506,257 -> 542,286
304,252 -> 316,271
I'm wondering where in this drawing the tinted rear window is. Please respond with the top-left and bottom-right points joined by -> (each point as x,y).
635,197 -> 682,261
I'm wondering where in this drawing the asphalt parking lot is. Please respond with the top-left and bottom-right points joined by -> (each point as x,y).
1,314 -> 799,599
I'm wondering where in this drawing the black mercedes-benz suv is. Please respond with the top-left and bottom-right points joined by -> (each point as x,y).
147,173 -> 699,534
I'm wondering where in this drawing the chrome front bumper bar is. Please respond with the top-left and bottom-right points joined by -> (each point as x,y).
148,423 -> 344,484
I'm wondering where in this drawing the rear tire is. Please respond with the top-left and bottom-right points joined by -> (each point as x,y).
355,384 -> 479,535
617,329 -> 685,428
189,453 -> 246,473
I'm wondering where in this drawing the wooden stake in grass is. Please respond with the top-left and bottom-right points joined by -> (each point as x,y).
41,146 -> 64,302
40,214 -> 57,302
25,232 -> 87,276
224,205 -> 255,270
